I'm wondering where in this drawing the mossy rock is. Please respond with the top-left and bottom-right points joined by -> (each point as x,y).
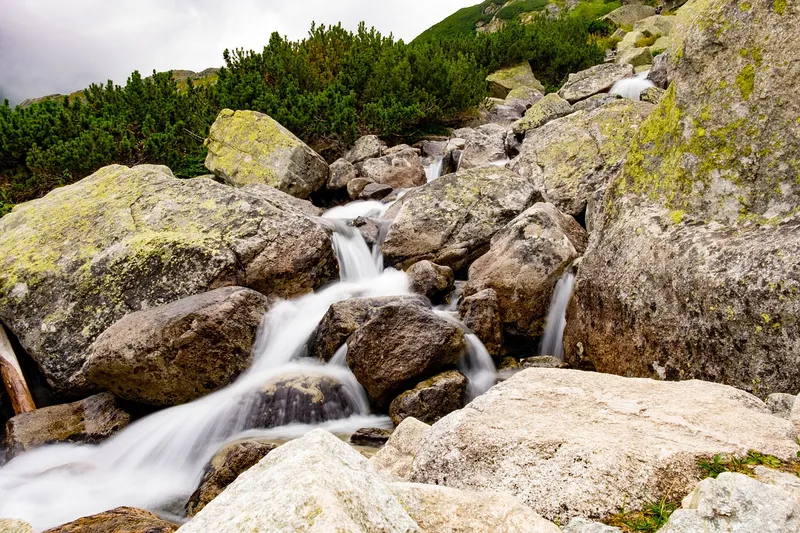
486,63 -> 545,99
511,93 -> 574,134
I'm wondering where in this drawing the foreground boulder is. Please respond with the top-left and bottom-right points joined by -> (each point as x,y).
178,429 -> 558,533
510,100 -> 653,217
5,393 -> 130,459
383,166 -> 541,271
43,507 -> 177,533
371,417 -> 431,480
382,368 -> 798,523
557,63 -> 634,104
84,287 -> 271,406
0,165 -> 337,395
347,302 -> 466,408
204,109 -> 328,198
465,204 -> 587,339
564,0 -> 800,395
389,370 -> 467,426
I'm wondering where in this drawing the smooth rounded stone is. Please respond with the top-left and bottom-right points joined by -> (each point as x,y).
42,507 -> 177,533
647,51 -> 669,89
240,184 -> 322,216
510,100 -> 654,217
465,203 -> 587,339
204,109 -> 328,199
520,356 -> 567,369
327,158 -> 358,191
753,466 -> 800,505
350,428 -> 393,447
639,86 -> 664,104
347,302 -> 466,408
370,417 -> 431,480
186,440 -> 278,517
571,93 -> 623,114
84,287 -> 270,406
389,370 -> 467,426
346,177 -> 374,200
459,288 -> 504,357
387,368 -> 799,524
562,518 -> 622,533
512,93 -> 573,134
505,86 -> 544,109
601,4 -> 657,27
485,62 -> 544,99
0,165 -> 337,396
634,14 -> 675,37
382,166 -> 541,271
454,123 -> 509,170
0,519 -> 33,533
5,393 -> 130,459
343,134 -> 386,164
355,149 -> 426,189
558,63 -> 635,104
246,374 -> 359,429
406,261 -> 454,304
565,0 -> 800,396
766,393 -> 797,420
659,473 -> 800,533
306,296 -> 429,362
359,182 -> 393,201
616,47 -> 652,68
390,482 -> 561,533
177,429 -> 420,533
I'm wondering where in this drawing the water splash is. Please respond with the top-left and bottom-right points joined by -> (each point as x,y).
539,271 -> 575,360
425,156 -> 445,182
609,71 -> 654,101
460,334 -> 497,400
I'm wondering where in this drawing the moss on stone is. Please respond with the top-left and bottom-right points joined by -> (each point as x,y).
735,64 -> 756,101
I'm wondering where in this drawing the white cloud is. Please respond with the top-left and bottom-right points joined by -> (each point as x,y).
0,0 -> 476,105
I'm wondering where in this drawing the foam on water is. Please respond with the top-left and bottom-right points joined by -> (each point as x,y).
609,71 -> 654,101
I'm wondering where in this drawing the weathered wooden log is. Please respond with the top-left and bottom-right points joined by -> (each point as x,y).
0,326 -> 35,414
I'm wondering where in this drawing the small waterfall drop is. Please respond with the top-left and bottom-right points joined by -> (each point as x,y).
460,334 -> 497,400
609,71 -> 654,101
539,271 -> 575,360
425,156 -> 444,182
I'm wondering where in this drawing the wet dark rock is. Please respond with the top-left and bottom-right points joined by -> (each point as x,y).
42,507 -> 177,533
389,370 -> 467,426
359,183 -> 393,201
459,288 -> 505,358
350,428 -> 393,447
406,261 -> 454,304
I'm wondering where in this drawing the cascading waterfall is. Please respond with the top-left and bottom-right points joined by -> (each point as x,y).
0,200 -> 496,531
609,71 -> 654,101
539,270 -> 576,360
425,156 -> 445,182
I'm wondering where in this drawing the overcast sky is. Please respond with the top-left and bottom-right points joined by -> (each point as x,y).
0,0 -> 476,105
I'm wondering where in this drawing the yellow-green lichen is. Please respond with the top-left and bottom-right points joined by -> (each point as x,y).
774,0 -> 786,14
669,210 -> 686,224
735,64 -> 756,100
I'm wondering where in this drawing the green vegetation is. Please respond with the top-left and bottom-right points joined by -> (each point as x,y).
699,450 -> 800,479
415,0 -> 504,41
634,33 -> 661,48
605,494 -> 678,533
495,0 -> 550,20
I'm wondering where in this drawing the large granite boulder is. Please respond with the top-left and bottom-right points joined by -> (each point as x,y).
510,100 -> 654,217
602,4 -> 657,27
511,93 -> 573,135
465,203 -> 587,339
458,288 -> 504,357
381,368 -> 798,523
43,507 -> 177,533
382,166 -> 541,271
344,135 -> 386,164
0,165 -> 337,395
84,287 -> 271,406
4,393 -> 130,459
371,417 -> 431,480
355,148 -> 426,189
455,124 -> 509,170
406,261 -> 454,303
486,63 -> 544,99
389,370 -> 467,426
204,109 -> 328,198
564,0 -> 800,395
558,63 -> 634,104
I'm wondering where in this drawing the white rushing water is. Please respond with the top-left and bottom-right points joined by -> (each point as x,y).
539,271 -> 576,360
0,202 -> 496,531
425,156 -> 445,182
609,71 -> 654,101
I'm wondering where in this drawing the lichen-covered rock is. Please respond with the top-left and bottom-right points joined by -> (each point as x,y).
511,93 -> 573,135
639,86 -> 664,104
766,393 -> 797,420
43,507 -> 177,533
459,288 -> 504,357
84,287 -> 271,406
371,417 -> 431,480
505,86 -> 544,109
0,165 -> 337,395
510,100 -> 653,217
454,124 -> 509,170
204,109 -> 328,198
186,440 -> 278,517
571,93 -> 623,113
344,135 -> 386,164
240,184 -> 322,216
647,51 -> 670,89
389,370 -> 467,426
355,149 -> 426,189
327,158 -> 358,191
347,302 -> 466,408
306,296 -> 428,362
486,63 -> 544,99
602,4 -> 657,27
564,0 -> 800,395
0,520 -> 33,533
465,204 -> 587,339
406,261 -> 454,303
382,166 -> 541,271
633,15 -> 675,37
616,47 -> 652,68
558,63 -> 635,104
395,368 -> 798,524
659,473 -> 800,533
5,393 -> 130,459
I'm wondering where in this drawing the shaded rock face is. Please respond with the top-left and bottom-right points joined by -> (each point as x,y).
347,302 -> 466,408
455,123 -> 509,169
204,109 -> 328,199
558,63 -> 635,104
344,135 -> 386,164
485,62 -> 544,99
306,296 -> 429,362
186,440 -> 278,517
0,165 -> 337,396
406,261 -> 454,304
350,428 -> 393,447
465,203 -> 587,339
42,507 -> 177,533
326,158 -> 358,191
510,100 -> 654,217
382,166 -> 541,272
459,289 -> 504,357
84,287 -> 271,407
388,368 -> 798,524
565,0 -> 800,396
389,370 -> 467,426
355,149 -> 426,189
5,393 -> 130,459
647,51 -> 669,89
